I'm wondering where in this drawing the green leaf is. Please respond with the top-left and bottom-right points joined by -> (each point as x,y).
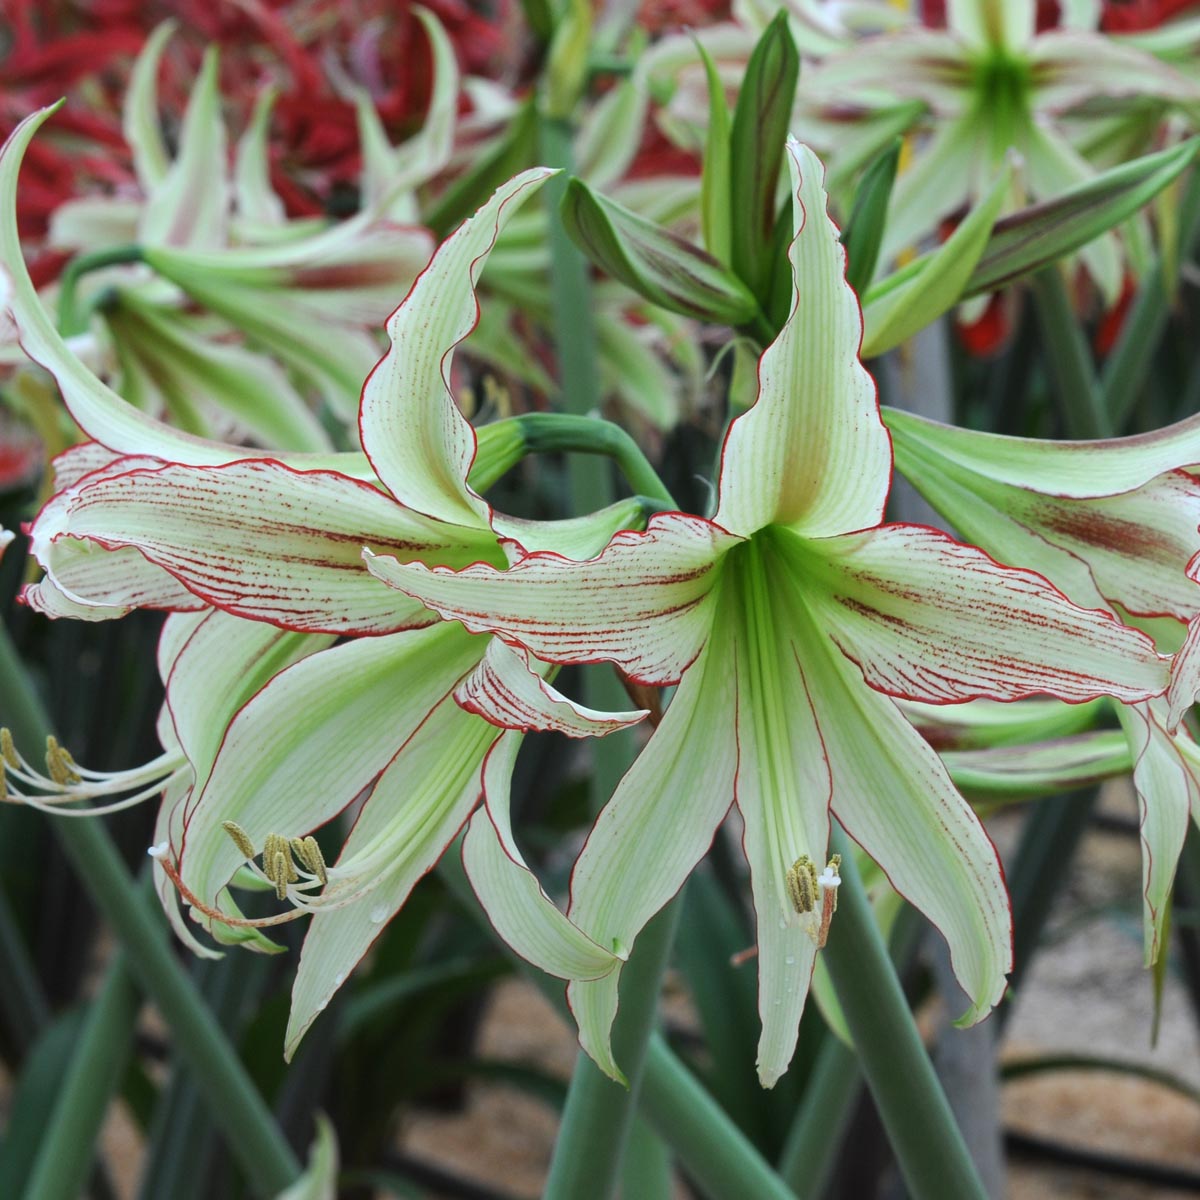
425,100 -> 539,239
840,138 -> 901,295
861,165 -> 1010,356
696,38 -> 732,265
728,11 -> 799,302
562,178 -> 760,324
965,139 -> 1200,296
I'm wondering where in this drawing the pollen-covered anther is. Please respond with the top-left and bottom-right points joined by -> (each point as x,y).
291,836 -> 327,885
222,821 -> 258,861
785,855 -> 819,916
45,736 -> 81,786
1,727 -> 19,770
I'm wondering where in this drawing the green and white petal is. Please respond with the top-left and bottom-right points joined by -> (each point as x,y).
361,168 -> 553,528
726,559 -> 832,1086
179,623 -> 482,931
52,459 -> 499,633
123,21 -> 174,192
0,109 -> 379,471
716,141 -> 890,540
799,524 -> 1168,704
233,86 -> 286,229
139,47 -> 229,250
1167,615 -> 1200,732
796,605 -> 1012,1024
455,639 -> 647,736
1116,701 -> 1197,966
285,690 -> 498,1055
947,0 -> 1033,51
462,734 -> 622,980
882,406 -> 1200,500
365,513 -> 737,685
566,631 -> 740,1080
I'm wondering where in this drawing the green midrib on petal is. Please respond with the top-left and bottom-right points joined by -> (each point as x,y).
723,534 -> 821,881
969,50 -> 1033,165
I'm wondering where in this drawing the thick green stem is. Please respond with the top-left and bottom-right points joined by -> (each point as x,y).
822,829 -> 988,1200
640,1038 -> 798,1200
23,955 -> 139,1200
57,244 -> 144,337
0,622 -> 302,1198
0,883 -> 49,1046
543,902 -> 681,1200
777,1032 -> 858,1194
1103,164 -> 1200,430
515,412 -> 677,507
1030,267 -> 1111,439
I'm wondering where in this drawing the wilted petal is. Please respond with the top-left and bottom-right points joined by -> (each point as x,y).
366,513 -> 736,685
716,141 -> 890,540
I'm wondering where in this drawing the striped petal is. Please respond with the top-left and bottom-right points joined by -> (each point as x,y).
285,690 -> 499,1055
565,630 -> 740,1081
462,734 -> 621,981
365,513 -> 736,685
794,524 -> 1168,704
46,459 -> 501,633
178,622 -> 483,935
715,141 -> 890,540
361,168 -> 554,528
796,605 -> 1012,1025
455,640 -> 647,736
1116,701 -> 1197,966
1167,614 -> 1200,733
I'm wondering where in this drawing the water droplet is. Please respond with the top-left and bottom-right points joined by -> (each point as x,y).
778,917 -> 788,930
334,972 -> 345,987
369,904 -> 388,923
773,999 -> 781,1007
785,955 -> 795,966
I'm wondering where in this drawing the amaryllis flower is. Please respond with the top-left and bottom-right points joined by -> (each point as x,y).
1,133 -> 659,1052
804,0 -> 1199,300
885,405 -> 1200,964
364,140 -> 1169,1085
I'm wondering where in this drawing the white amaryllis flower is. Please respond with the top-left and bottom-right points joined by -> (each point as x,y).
1,120 -> 653,1054
365,139 -> 1169,1086
804,0 -> 1199,300
886,405 -> 1200,966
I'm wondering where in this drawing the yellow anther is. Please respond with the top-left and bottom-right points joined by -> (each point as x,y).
1,728 -> 18,770
482,374 -> 512,418
222,821 -> 257,861
268,850 -> 291,900
291,836 -> 327,885
785,856 -> 819,916
45,736 -> 80,786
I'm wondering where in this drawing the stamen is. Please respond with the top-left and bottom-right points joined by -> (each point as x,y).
222,821 -> 257,860
815,855 -> 842,949
291,836 -> 327,885
45,736 -> 80,786
1,728 -> 18,770
785,855 -> 819,915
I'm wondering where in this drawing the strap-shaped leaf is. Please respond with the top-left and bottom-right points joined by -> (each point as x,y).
964,139 -> 1200,296
861,164 -> 1009,356
562,179 -> 759,325
697,38 -> 732,266
840,138 -> 901,295
728,11 -> 799,302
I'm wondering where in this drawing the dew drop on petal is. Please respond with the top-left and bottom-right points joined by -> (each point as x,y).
785,955 -> 795,966
334,972 -> 345,987
370,904 -> 388,924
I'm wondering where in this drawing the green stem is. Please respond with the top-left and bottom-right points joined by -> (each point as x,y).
0,622 -> 302,1198
1030,267 -> 1111,438
777,1032 -> 858,1194
57,245 -> 144,337
440,854 -> 796,1200
821,829 -> 988,1200
640,1037 -> 797,1200
515,412 -> 677,507
543,902 -> 681,1200
23,955 -> 139,1200
1103,164 -> 1200,430
621,1117 -> 674,1199
0,883 -> 49,1046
